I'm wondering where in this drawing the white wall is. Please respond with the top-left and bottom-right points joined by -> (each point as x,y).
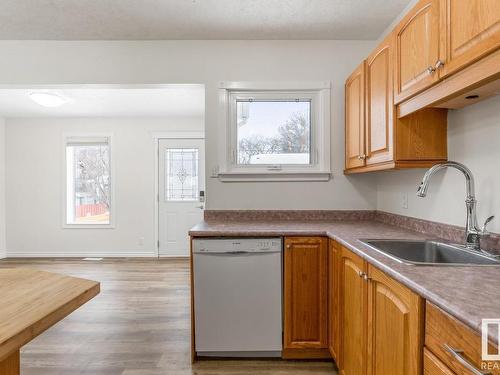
5,116 -> 202,257
0,40 -> 378,213
377,95 -> 500,234
0,117 -> 5,258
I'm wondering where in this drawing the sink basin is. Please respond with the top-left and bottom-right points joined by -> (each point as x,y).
360,239 -> 500,266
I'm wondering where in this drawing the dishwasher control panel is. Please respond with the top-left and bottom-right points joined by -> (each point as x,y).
193,238 -> 282,253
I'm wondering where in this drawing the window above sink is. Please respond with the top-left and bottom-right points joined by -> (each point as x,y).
217,81 -> 331,182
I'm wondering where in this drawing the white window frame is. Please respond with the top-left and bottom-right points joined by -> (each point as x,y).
63,134 -> 115,229
217,81 -> 331,181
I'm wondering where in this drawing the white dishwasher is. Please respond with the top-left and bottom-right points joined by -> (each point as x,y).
193,238 -> 282,357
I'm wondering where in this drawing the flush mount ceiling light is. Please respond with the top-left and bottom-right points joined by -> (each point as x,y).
29,92 -> 69,107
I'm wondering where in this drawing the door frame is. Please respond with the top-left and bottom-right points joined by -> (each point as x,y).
153,132 -> 205,257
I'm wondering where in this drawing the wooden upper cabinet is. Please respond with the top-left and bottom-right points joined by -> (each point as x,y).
328,240 -> 341,363
345,61 -> 366,170
339,246 -> 367,375
365,34 -> 394,166
394,0 -> 441,103
344,23 -> 448,174
440,0 -> 500,78
283,237 -> 328,356
366,265 -> 424,375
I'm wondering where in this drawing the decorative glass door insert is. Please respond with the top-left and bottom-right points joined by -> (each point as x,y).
165,148 -> 199,201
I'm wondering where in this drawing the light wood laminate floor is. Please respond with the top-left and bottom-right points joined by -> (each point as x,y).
0,258 -> 337,375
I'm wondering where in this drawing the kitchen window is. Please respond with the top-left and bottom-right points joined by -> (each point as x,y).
64,136 -> 114,228
218,82 -> 331,181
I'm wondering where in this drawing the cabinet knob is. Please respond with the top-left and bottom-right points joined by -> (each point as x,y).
286,244 -> 291,249
357,154 -> 367,160
427,65 -> 436,74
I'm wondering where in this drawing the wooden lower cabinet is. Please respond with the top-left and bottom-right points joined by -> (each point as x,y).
283,237 -> 329,359
366,265 -> 424,375
425,302 -> 500,374
424,349 -> 455,375
339,246 -> 367,375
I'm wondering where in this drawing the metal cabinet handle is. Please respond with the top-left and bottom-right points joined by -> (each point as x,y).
357,154 -> 367,160
427,65 -> 436,74
435,59 -> 445,69
443,344 -> 492,375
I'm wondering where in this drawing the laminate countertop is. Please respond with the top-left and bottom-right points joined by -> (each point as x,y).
190,219 -> 500,343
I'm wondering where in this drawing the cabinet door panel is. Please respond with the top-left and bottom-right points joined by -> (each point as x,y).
441,0 -> 500,77
366,35 -> 393,166
395,0 -> 440,102
345,61 -> 366,170
367,265 -> 423,375
284,237 -> 328,350
328,240 -> 341,362
340,246 -> 367,375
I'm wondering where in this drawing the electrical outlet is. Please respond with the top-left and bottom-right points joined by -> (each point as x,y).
402,192 -> 408,209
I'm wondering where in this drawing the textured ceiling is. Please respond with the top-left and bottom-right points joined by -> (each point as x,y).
0,86 -> 205,118
0,0 -> 411,40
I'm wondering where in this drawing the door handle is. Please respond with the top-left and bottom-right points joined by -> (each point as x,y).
196,205 -> 204,209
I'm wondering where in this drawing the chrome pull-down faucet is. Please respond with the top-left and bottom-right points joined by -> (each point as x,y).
416,161 -> 495,253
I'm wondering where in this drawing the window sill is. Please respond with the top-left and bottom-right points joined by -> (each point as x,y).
217,171 -> 331,182
63,224 -> 116,229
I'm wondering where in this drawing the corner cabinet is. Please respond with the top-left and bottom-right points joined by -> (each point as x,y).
338,245 -> 424,375
344,33 -> 448,174
283,237 -> 329,359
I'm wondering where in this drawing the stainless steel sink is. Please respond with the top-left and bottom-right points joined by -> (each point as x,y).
360,239 -> 500,266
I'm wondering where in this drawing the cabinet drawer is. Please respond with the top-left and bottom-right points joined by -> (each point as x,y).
425,302 -> 500,374
424,348 -> 454,375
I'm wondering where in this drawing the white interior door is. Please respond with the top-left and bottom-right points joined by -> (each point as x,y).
158,138 -> 205,257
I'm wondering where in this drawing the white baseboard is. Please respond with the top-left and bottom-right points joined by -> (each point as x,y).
4,249 -> 158,258
0,249 -> 5,259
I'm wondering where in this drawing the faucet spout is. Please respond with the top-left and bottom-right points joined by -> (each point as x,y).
417,161 -> 475,199
416,161 -> 482,251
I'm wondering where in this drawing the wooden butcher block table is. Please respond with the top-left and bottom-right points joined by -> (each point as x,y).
0,268 -> 100,374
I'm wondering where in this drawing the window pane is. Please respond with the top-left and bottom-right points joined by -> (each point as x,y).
165,148 -> 199,201
66,142 -> 111,225
236,100 -> 311,165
